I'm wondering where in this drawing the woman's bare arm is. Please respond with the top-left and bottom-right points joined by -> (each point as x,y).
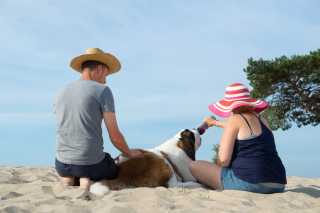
216,115 -> 239,167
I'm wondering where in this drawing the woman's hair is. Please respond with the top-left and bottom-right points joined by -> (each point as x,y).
232,106 -> 255,114
81,60 -> 109,71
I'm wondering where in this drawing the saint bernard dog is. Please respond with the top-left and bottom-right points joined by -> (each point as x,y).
90,129 -> 203,196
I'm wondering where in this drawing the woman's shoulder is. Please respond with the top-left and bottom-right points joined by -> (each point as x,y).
228,114 -> 242,121
258,114 -> 272,130
241,112 -> 272,131
226,114 -> 243,126
229,112 -> 260,126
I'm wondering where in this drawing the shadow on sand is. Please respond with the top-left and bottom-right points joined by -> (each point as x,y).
286,186 -> 320,198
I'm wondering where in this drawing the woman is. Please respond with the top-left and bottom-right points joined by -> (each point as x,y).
189,83 -> 287,193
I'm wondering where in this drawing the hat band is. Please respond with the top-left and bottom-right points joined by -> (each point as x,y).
225,88 -> 249,95
224,91 -> 250,99
224,95 -> 251,101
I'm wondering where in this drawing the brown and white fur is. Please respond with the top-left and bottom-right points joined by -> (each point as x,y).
90,129 -> 203,196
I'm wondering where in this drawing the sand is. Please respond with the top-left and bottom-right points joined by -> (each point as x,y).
0,166 -> 319,213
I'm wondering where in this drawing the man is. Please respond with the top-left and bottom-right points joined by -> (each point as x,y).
54,48 -> 142,190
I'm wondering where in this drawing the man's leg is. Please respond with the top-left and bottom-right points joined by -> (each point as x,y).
77,177 -> 92,200
60,176 -> 75,186
79,177 -> 91,191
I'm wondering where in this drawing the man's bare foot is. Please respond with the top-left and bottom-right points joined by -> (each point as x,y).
77,190 -> 92,201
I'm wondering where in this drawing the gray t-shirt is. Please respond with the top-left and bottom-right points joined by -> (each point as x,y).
54,79 -> 115,165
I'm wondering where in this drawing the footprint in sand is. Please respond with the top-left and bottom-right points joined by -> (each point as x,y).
41,185 -> 69,200
0,172 -> 29,184
111,192 -> 133,202
0,192 -> 23,200
0,206 -> 30,213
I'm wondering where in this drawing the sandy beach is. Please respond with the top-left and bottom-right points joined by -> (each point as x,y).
0,166 -> 319,213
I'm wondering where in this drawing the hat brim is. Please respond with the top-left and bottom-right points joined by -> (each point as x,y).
70,53 -> 121,74
208,98 -> 268,117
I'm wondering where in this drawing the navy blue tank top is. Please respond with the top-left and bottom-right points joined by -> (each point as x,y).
229,114 -> 287,184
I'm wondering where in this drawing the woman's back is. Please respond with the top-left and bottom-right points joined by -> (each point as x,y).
236,112 -> 269,140
229,112 -> 287,184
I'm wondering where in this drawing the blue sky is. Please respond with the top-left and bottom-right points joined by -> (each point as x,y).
0,0 -> 319,177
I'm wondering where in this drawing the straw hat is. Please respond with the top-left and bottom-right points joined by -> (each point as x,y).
208,83 -> 268,118
70,48 -> 121,74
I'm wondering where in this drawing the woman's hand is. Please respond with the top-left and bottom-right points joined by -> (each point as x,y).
203,117 -> 226,128
203,116 -> 225,128
203,117 -> 216,127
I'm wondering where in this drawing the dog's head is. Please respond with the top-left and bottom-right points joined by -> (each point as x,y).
149,128 -> 202,182
174,129 -> 201,161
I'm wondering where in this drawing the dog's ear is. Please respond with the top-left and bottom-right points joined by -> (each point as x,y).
177,129 -> 196,160
180,129 -> 194,140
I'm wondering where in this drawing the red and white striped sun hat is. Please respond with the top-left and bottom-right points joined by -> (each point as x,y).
208,83 -> 268,118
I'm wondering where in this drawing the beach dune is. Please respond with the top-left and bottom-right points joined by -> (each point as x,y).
0,166 -> 319,213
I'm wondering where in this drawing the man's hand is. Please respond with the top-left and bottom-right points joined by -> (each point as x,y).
103,112 -> 144,159
127,149 -> 144,158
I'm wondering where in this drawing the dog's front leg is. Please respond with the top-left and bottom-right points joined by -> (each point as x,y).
167,174 -> 179,187
178,181 -> 204,188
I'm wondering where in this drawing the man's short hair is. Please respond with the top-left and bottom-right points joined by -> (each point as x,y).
81,60 -> 109,71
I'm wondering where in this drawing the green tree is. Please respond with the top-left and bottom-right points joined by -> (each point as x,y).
244,49 -> 320,130
212,144 -> 220,164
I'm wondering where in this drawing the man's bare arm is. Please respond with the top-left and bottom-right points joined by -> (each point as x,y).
103,112 -> 131,157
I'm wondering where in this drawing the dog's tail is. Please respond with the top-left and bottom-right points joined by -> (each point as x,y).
90,182 -> 110,196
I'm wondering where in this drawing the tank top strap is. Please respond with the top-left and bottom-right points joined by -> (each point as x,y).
253,113 -> 260,119
239,113 -> 254,136
253,113 -> 268,130
254,114 -> 270,132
